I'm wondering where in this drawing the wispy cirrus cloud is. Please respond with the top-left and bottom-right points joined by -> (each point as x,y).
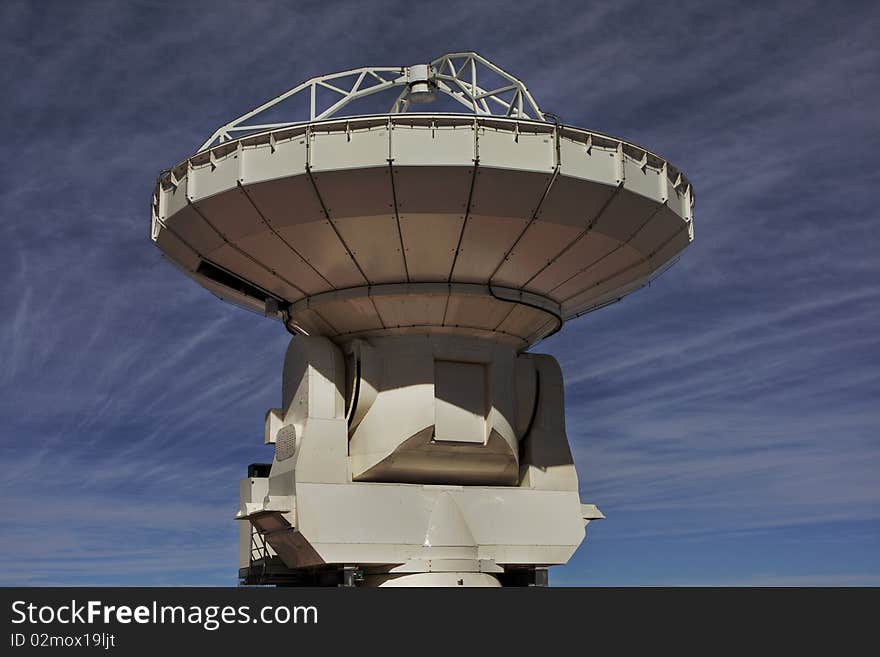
1,0 -> 878,585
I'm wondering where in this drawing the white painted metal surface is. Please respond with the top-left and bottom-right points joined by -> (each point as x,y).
238,335 -> 598,579
154,53 -> 694,586
152,115 -> 693,347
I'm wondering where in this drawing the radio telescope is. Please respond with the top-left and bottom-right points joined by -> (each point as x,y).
151,53 -> 693,586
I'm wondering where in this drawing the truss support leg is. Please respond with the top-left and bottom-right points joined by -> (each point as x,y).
340,566 -> 361,587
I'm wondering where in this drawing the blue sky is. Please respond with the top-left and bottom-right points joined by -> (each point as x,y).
1,0 -> 878,586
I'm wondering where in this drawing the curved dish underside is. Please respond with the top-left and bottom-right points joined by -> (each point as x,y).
152,114 -> 693,347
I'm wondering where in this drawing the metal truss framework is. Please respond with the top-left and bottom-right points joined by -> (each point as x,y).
200,52 -> 546,150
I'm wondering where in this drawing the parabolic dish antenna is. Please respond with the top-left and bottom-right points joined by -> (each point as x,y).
151,53 -> 694,587
152,52 -> 693,348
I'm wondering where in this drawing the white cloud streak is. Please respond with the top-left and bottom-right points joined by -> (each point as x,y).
1,0 -> 877,585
